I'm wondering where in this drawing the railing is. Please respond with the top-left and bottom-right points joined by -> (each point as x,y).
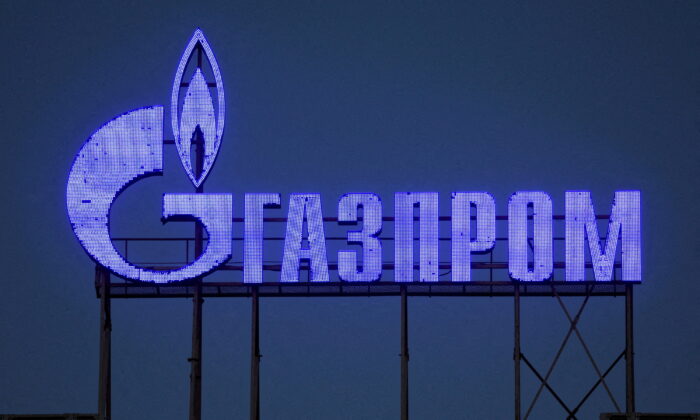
107,213 -> 618,282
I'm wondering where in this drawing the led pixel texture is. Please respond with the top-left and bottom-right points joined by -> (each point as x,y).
337,193 -> 383,282
66,107 -> 233,283
565,191 -> 641,281
451,192 -> 496,282
244,193 -> 282,283
67,29 -> 643,285
395,192 -> 439,282
171,29 -> 225,188
508,191 -> 553,282
281,194 -> 330,282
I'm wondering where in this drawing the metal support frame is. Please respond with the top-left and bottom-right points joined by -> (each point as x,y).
250,289 -> 261,420
400,286 -> 409,420
96,279 -> 636,419
188,281 -> 203,420
96,278 -> 636,419
97,267 -> 111,420
95,211 -> 637,418
625,285 -> 635,417
514,284 -> 635,419
514,286 -> 521,420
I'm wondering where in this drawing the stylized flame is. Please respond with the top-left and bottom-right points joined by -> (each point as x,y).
171,29 -> 225,187
180,69 -> 216,181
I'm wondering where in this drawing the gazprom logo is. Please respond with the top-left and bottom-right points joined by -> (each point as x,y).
171,30 -> 225,188
66,30 -> 642,285
67,30 -> 232,283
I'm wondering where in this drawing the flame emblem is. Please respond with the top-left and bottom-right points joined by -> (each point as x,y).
171,29 -> 225,187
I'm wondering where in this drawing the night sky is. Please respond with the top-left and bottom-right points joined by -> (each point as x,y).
1,1 -> 699,419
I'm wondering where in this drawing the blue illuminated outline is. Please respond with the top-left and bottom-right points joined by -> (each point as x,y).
171,29 -> 225,188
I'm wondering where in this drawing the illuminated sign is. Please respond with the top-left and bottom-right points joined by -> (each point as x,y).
66,30 -> 641,284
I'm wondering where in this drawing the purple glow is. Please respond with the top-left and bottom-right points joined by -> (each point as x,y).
244,193 -> 282,283
171,29 -> 225,188
281,194 -> 330,282
451,192 -> 496,282
66,107 -> 232,283
508,191 -> 553,282
565,191 -> 641,281
337,193 -> 383,282
395,192 -> 439,282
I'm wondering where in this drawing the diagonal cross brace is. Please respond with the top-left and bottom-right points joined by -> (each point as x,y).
570,350 -> 625,416
523,292 -> 592,419
553,287 -> 621,412
521,354 -> 575,418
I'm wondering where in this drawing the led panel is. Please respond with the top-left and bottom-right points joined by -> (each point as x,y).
565,191 -> 641,281
451,192 -> 496,282
508,191 -> 553,282
244,193 -> 282,283
171,29 -> 225,188
281,194 -> 330,282
337,193 -> 382,282
66,107 -> 233,283
395,192 -> 439,282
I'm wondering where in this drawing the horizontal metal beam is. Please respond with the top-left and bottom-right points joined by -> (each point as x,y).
98,281 -> 637,299
111,236 -> 597,242
115,215 -> 611,223
131,262 -> 620,271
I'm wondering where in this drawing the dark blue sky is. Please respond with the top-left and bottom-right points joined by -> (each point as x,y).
1,1 -> 698,418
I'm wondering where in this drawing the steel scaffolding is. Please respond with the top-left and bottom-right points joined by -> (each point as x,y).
95,241 -> 637,420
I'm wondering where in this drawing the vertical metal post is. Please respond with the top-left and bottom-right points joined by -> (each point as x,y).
188,201 -> 204,417
250,288 -> 261,420
514,285 -> 521,420
97,266 -> 111,420
625,285 -> 635,417
400,286 -> 409,420
189,281 -> 203,420
189,66 -> 205,420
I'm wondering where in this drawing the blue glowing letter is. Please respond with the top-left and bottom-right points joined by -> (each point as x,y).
451,192 -> 496,282
66,107 -> 233,283
281,194 -> 330,282
395,192 -> 439,282
565,191 -> 641,281
244,193 -> 282,283
338,193 -> 382,282
508,191 -> 552,282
